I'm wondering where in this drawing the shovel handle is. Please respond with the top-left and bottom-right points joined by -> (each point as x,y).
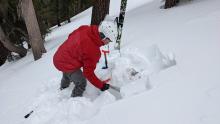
109,85 -> 120,92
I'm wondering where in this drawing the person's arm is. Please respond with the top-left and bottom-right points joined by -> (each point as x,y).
82,49 -> 109,90
83,61 -> 104,89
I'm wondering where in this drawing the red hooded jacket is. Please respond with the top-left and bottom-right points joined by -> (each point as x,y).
53,25 -> 105,89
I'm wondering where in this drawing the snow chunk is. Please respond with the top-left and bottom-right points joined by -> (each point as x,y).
103,45 -> 176,98
25,79 -> 116,124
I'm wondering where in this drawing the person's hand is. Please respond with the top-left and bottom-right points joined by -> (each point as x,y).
101,83 -> 110,91
101,78 -> 111,91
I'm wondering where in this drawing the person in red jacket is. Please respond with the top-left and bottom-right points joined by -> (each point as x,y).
53,20 -> 118,97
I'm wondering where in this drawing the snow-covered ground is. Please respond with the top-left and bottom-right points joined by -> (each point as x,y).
0,0 -> 220,124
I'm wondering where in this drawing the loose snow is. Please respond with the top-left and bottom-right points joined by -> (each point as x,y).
0,0 -> 220,124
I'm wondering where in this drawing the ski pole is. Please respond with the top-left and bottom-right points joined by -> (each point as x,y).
24,110 -> 34,118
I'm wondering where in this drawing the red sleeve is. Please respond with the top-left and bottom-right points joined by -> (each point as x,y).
83,63 -> 104,89
81,49 -> 104,89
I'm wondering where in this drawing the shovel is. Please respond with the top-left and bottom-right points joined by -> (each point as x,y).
109,85 -> 122,100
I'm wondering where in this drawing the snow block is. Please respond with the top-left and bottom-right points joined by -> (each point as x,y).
120,76 -> 150,98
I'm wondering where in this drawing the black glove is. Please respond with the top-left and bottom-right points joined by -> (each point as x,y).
101,84 -> 110,91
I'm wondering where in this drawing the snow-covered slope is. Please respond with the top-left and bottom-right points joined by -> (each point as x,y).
0,0 -> 220,124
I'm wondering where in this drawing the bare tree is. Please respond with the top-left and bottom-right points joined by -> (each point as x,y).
91,0 -> 110,25
19,0 -> 46,60
0,26 -> 27,57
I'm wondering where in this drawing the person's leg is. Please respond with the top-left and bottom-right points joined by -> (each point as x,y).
69,69 -> 87,97
60,72 -> 71,90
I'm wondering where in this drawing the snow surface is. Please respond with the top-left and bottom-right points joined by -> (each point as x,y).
0,0 -> 220,124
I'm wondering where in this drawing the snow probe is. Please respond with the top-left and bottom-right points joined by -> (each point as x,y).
101,50 -> 109,69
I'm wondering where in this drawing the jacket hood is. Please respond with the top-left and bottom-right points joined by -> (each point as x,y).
89,25 -> 104,47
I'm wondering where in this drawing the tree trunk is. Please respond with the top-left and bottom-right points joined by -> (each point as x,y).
78,0 -> 82,13
73,0 -> 80,16
0,26 -> 27,57
67,0 -> 71,23
0,41 -> 9,66
56,0 -> 61,26
91,0 -> 110,25
20,0 -> 46,60
62,0 -> 71,23
165,0 -> 179,9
